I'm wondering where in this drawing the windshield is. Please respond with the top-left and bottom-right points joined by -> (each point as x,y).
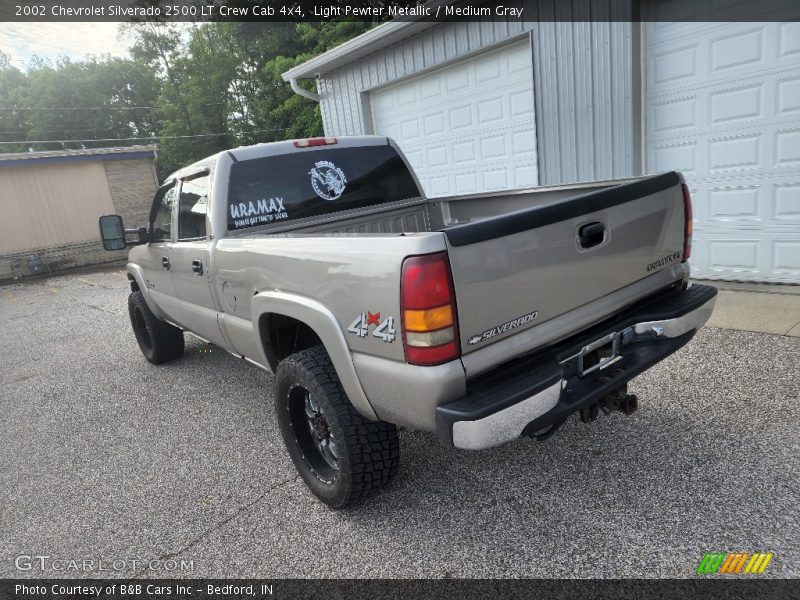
227,144 -> 421,230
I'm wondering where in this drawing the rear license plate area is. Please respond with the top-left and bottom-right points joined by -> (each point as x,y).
577,332 -> 622,377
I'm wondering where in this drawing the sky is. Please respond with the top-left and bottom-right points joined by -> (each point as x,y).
0,23 -> 135,67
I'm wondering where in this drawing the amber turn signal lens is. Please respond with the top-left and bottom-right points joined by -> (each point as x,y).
403,305 -> 453,332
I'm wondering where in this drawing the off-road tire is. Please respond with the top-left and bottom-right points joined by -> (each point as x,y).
128,291 -> 184,364
274,345 -> 400,508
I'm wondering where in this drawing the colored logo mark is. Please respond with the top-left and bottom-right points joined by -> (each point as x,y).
697,552 -> 774,575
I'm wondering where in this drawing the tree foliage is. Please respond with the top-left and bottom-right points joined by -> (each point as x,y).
0,22 -> 371,178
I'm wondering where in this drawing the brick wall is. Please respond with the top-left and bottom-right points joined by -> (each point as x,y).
104,157 -> 159,228
0,240 -> 125,281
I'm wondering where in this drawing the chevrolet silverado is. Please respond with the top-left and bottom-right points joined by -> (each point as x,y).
98,136 -> 716,507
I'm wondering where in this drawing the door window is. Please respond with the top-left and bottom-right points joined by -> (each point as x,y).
150,184 -> 177,242
178,174 -> 209,240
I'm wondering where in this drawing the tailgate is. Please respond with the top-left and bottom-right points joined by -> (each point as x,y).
443,171 -> 687,354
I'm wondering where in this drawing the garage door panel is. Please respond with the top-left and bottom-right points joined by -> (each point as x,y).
650,141 -> 697,174
371,40 -> 537,198
709,239 -> 760,274
708,132 -> 762,171
378,67 -> 532,110
648,23 -> 783,95
402,128 -> 536,180
777,75 -> 800,115
709,26 -> 766,73
379,78 -> 534,132
779,22 -> 800,58
709,84 -> 762,124
648,78 -> 800,144
419,156 -> 538,181
651,132 -> 800,183
691,232 -> 800,283
684,175 -> 800,226
650,43 -> 700,89
397,119 -> 536,154
706,184 -> 762,222
419,162 -> 538,197
775,182 -> 800,220
647,18 -> 800,282
777,127 -> 800,166
774,241 -> 800,275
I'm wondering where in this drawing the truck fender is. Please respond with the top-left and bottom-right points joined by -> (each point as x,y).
251,291 -> 379,421
126,264 -> 169,322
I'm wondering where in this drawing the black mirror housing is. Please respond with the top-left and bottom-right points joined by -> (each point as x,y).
98,215 -> 126,251
126,226 -> 150,245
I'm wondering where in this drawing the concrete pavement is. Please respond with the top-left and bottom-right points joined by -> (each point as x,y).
698,280 -> 800,337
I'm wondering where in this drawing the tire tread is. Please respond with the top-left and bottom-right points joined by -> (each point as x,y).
276,346 -> 399,507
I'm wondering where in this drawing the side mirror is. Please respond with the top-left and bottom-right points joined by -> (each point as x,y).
99,215 -> 126,251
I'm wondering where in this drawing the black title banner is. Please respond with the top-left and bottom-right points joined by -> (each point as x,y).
2,579 -> 799,600
2,0 -> 800,23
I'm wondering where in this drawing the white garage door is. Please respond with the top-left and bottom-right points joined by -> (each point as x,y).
371,40 -> 538,198
646,21 -> 800,283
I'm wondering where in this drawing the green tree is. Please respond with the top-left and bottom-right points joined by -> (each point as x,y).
0,52 -> 161,153
261,21 -> 373,140
0,52 -> 32,153
1,21 -> 373,177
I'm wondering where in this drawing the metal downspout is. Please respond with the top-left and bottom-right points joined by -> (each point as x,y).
290,78 -> 320,102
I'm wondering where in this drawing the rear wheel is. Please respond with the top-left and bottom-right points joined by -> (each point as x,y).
127,291 -> 184,364
274,346 -> 399,508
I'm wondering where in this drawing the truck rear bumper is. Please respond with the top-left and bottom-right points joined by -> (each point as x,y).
435,283 -> 717,450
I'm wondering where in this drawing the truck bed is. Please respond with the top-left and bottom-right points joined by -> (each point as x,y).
232,176 -> 629,237
230,170 -> 687,373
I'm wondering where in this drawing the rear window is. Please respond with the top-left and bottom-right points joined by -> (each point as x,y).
227,145 -> 420,230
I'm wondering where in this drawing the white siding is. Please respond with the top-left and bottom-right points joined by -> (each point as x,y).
0,160 -> 116,254
316,1 -> 638,186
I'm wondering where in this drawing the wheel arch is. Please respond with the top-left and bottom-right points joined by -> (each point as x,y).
126,263 -> 168,321
252,291 -> 378,421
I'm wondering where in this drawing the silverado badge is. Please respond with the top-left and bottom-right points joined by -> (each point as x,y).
468,311 -> 539,345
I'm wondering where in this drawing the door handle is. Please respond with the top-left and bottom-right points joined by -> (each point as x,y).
161,256 -> 170,270
191,259 -> 204,276
578,222 -> 606,249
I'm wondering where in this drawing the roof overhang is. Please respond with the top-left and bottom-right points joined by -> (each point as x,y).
0,145 -> 158,166
280,1 -> 468,82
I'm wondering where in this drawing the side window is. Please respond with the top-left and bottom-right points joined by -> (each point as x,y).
178,174 -> 209,240
150,184 -> 177,242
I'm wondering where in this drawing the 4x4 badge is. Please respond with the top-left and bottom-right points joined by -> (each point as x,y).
348,311 -> 396,343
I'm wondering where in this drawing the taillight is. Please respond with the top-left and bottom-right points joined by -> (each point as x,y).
400,252 -> 460,366
293,137 -> 338,148
681,183 -> 693,261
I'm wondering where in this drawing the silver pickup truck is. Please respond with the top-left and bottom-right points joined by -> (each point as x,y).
99,136 -> 716,507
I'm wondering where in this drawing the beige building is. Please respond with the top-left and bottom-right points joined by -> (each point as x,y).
0,146 -> 158,280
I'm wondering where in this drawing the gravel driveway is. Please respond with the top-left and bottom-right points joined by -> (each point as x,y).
1,267 -> 797,578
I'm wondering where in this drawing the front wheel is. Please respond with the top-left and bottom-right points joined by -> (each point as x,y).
128,291 -> 184,364
274,346 -> 399,508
